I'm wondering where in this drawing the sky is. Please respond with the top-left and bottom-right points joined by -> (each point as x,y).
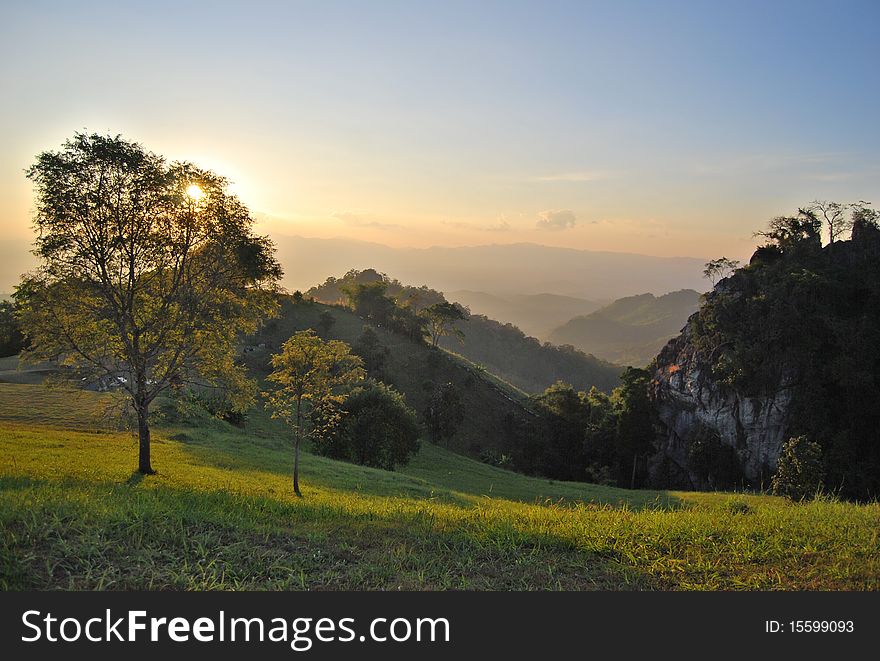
1,0 -> 879,278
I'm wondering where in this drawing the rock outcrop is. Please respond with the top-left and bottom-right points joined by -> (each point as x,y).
649,318 -> 794,489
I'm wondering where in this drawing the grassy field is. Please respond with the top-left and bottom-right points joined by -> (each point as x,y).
1,382 -> 878,590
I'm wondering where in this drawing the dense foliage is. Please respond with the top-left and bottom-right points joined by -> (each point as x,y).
353,326 -> 389,376
690,204 -> 880,499
499,368 -> 656,488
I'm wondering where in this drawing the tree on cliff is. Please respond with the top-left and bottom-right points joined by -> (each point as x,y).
15,133 -> 281,474
703,257 -> 740,286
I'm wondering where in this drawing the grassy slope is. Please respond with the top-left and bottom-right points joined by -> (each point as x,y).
1,383 -> 878,590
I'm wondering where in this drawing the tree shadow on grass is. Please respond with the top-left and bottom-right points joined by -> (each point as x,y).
125,471 -> 146,486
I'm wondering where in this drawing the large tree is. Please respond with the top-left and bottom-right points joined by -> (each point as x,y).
266,330 -> 364,496
15,133 -> 281,474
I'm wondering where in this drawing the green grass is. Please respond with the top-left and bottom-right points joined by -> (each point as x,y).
1,383 -> 878,590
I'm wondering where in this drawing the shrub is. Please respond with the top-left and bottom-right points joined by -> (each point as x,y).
313,380 -> 420,470
771,436 -> 824,501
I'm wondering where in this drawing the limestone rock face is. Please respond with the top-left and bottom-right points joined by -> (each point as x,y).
649,320 -> 794,488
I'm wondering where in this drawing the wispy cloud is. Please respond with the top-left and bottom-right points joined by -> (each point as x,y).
331,211 -> 402,230
536,209 -> 577,231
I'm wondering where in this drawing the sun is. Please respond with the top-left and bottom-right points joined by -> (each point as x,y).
185,184 -> 205,201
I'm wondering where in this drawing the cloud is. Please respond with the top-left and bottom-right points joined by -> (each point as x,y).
536,209 -> 577,231
533,170 -> 610,182
331,211 -> 402,230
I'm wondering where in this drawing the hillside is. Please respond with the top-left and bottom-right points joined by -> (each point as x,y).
306,270 -> 623,394
439,315 -> 620,394
1,382 -> 878,590
548,290 -> 701,366
243,297 -> 536,458
446,290 -> 600,339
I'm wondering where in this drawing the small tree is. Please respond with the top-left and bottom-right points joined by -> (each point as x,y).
313,380 -> 420,470
353,326 -> 389,375
771,436 -> 824,501
266,330 -> 364,496
419,301 -> 467,347
424,382 -> 464,445
702,257 -> 741,286
316,309 -> 336,337
16,133 -> 281,474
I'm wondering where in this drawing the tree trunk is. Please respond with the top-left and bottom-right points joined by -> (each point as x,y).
293,436 -> 302,497
136,403 -> 154,474
293,399 -> 303,497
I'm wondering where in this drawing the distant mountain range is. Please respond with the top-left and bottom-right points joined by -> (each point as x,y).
547,289 -> 702,366
446,290 -> 601,339
0,234 -> 709,304
273,235 -> 708,302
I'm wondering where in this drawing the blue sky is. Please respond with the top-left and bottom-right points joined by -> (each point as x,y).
1,0 -> 878,262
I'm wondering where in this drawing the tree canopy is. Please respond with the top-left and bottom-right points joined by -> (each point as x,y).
15,132 -> 281,473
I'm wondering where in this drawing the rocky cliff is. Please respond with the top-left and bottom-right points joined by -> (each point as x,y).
647,215 -> 880,497
649,317 -> 795,489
